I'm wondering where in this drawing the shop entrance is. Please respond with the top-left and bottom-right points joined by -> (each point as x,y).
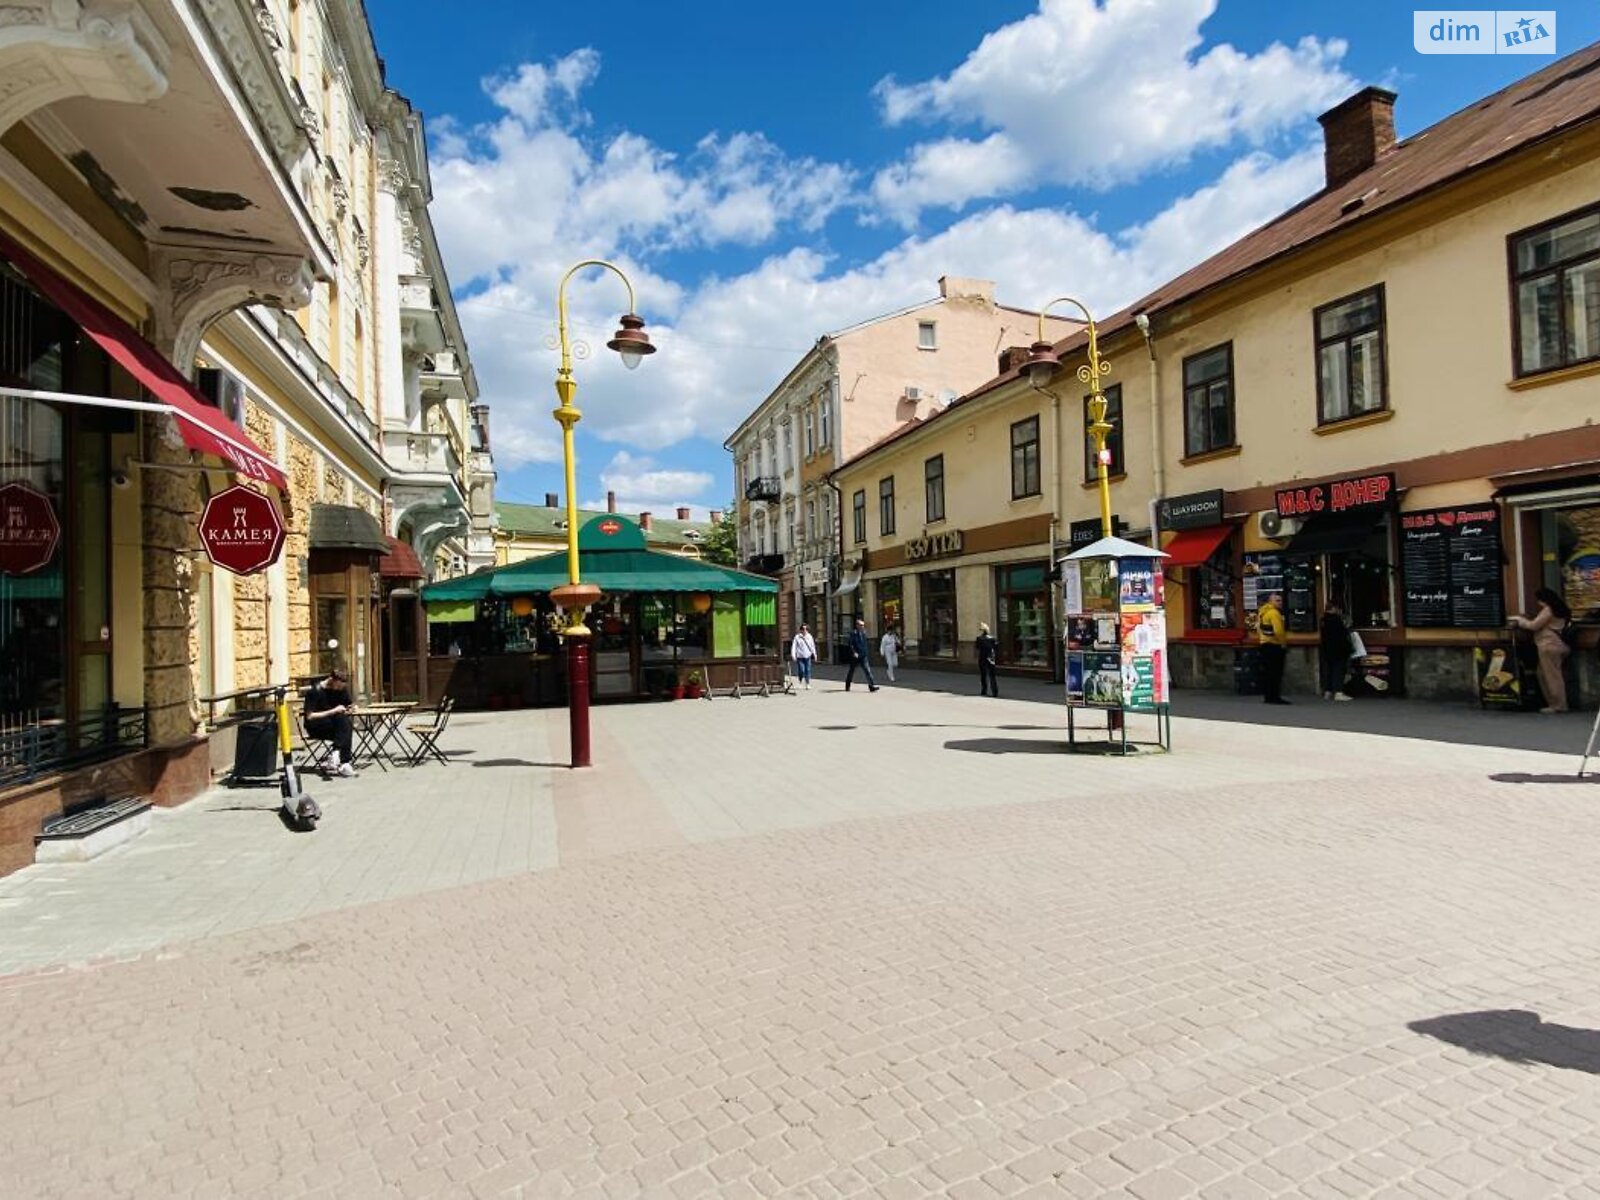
591,594 -> 636,697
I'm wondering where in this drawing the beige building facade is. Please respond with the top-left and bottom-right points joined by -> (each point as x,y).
835,46 -> 1600,704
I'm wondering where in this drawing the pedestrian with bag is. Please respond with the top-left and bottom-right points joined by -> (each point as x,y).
844,618 -> 879,692
1319,601 -> 1355,701
1258,592 -> 1290,705
1510,587 -> 1575,713
879,625 -> 901,683
790,622 -> 818,691
975,622 -> 1000,697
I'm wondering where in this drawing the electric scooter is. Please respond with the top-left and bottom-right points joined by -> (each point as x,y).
274,685 -> 321,831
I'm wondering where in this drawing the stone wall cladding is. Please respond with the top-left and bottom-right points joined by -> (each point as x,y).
141,416 -> 203,746
1403,646 -> 1478,702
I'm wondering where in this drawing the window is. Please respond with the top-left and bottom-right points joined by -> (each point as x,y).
877,576 -> 903,635
995,563 -> 1051,669
879,476 -> 896,536
852,489 -> 866,543
1182,343 -> 1235,457
1010,416 -> 1041,499
1192,537 -> 1237,631
819,394 -> 831,448
822,489 -> 833,537
1540,504 -> 1600,618
804,407 -> 815,457
919,568 -> 957,657
925,454 -> 945,523
1083,384 -> 1124,481
782,422 -> 793,470
1511,203 -> 1600,376
918,321 -> 937,350
803,499 -> 814,543
764,430 -> 776,475
1316,287 -> 1387,423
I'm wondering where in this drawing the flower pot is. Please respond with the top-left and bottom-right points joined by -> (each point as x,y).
670,685 -> 685,700
684,684 -> 703,699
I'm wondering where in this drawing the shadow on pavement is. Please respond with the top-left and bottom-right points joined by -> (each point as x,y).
1409,1010 -> 1600,1073
469,758 -> 567,769
944,737 -> 1065,755
1489,772 -> 1600,785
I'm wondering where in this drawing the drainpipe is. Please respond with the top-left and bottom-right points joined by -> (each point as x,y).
1135,312 -> 1161,534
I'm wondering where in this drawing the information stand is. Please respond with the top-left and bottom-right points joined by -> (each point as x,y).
1060,536 -> 1172,755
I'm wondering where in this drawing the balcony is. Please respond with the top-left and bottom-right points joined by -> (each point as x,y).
420,349 -> 470,401
382,426 -> 463,483
744,553 -> 786,576
744,476 -> 781,503
400,274 -> 448,353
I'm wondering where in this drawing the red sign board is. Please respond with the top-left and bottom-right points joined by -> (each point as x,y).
198,484 -> 285,575
598,519 -> 622,536
1275,472 -> 1395,519
0,482 -> 61,575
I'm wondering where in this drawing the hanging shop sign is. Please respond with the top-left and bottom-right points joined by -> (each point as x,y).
0,481 -> 61,575
1274,472 -> 1395,519
1156,489 -> 1224,531
904,529 -> 963,562
198,484 -> 286,575
1068,516 -> 1128,549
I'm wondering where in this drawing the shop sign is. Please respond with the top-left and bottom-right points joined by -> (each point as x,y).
198,484 -> 285,575
1068,516 -> 1127,548
0,482 -> 60,575
1156,489 -> 1224,531
1274,472 -> 1395,519
904,529 -> 963,562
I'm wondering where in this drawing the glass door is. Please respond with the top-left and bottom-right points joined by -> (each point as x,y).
591,594 -> 636,697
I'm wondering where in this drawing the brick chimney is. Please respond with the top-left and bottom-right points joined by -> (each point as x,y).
675,506 -> 691,520
938,276 -> 995,304
709,509 -> 723,525
999,345 -> 1033,375
1317,87 -> 1397,189
606,490 -> 617,513
544,492 -> 558,507
639,511 -> 653,532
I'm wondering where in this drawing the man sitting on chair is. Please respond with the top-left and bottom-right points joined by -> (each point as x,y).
304,667 -> 357,777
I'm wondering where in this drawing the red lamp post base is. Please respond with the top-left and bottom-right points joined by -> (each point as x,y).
566,636 -> 592,768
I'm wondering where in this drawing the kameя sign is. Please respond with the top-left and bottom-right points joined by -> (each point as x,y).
198,484 -> 285,575
0,481 -> 61,575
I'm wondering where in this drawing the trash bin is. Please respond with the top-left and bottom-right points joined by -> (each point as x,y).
1233,647 -> 1263,696
231,716 -> 279,781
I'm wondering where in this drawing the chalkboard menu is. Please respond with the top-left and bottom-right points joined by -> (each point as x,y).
1243,552 -> 1316,633
1400,505 -> 1504,629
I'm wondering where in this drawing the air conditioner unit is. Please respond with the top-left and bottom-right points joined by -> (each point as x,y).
1256,511 -> 1303,540
903,386 -> 921,402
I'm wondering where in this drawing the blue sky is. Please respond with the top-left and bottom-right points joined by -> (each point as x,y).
367,1 -> 1598,518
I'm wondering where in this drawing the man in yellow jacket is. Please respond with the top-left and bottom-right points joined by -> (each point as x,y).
1258,592 -> 1291,705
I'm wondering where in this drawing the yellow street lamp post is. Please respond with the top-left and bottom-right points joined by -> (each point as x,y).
1021,298 -> 1114,539
551,259 -> 656,768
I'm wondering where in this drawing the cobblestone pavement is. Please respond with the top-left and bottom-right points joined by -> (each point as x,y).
4,685 -> 1600,1198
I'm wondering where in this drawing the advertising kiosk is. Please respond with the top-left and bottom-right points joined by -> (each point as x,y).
1061,536 -> 1172,754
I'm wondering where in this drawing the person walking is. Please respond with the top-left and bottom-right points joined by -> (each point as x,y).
790,623 -> 818,690
844,618 -> 879,692
975,622 -> 1000,697
1258,592 -> 1291,705
879,625 -> 901,683
1511,587 -> 1574,713
303,666 -> 358,776
1319,601 -> 1354,701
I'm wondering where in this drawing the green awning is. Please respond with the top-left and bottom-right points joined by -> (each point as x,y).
425,600 -> 478,623
420,568 -> 498,603
486,545 -> 777,596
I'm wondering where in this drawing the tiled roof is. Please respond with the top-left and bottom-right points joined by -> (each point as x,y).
495,501 -> 711,548
836,42 -> 1600,471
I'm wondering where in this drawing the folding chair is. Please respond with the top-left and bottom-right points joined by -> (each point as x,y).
294,704 -> 338,776
405,697 -> 455,765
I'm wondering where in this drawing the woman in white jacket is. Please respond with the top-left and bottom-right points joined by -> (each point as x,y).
790,623 -> 818,690
879,626 -> 901,682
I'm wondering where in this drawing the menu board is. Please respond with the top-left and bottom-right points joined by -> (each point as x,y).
1244,552 -> 1314,633
1400,506 -> 1504,629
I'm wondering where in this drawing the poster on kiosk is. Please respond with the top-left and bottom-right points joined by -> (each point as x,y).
1060,536 -> 1170,751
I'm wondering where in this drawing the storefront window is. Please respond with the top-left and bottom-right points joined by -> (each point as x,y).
995,562 -> 1051,668
877,576 -> 902,635
919,568 -> 957,658
712,594 -> 742,657
744,593 -> 776,656
676,594 -> 710,657
0,397 -> 66,722
1326,518 -> 1395,627
314,596 -> 348,675
1191,541 -> 1237,630
1543,505 -> 1600,619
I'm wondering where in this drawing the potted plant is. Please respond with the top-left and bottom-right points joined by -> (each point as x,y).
668,670 -> 685,701
684,669 -> 704,700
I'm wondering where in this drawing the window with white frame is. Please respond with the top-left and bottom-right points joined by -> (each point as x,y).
805,498 -> 816,543
819,393 -> 831,448
804,407 -> 815,457
918,321 -> 937,350
781,421 -> 793,470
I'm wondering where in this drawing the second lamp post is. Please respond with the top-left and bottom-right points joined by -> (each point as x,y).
1022,298 -> 1115,540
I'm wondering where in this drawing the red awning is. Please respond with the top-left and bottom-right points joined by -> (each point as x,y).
1161,523 -> 1234,569
377,535 -> 424,579
0,230 -> 287,491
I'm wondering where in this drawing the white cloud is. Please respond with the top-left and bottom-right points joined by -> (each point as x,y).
597,451 -> 714,504
871,0 -> 1352,221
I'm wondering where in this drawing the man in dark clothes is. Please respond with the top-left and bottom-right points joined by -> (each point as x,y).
303,668 -> 357,776
844,618 -> 879,692
976,622 -> 1000,697
1319,602 -> 1355,701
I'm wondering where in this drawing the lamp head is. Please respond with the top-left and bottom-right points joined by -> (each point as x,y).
606,313 -> 656,370
1021,340 -> 1061,388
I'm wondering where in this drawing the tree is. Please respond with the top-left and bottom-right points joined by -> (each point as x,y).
702,500 -> 738,566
